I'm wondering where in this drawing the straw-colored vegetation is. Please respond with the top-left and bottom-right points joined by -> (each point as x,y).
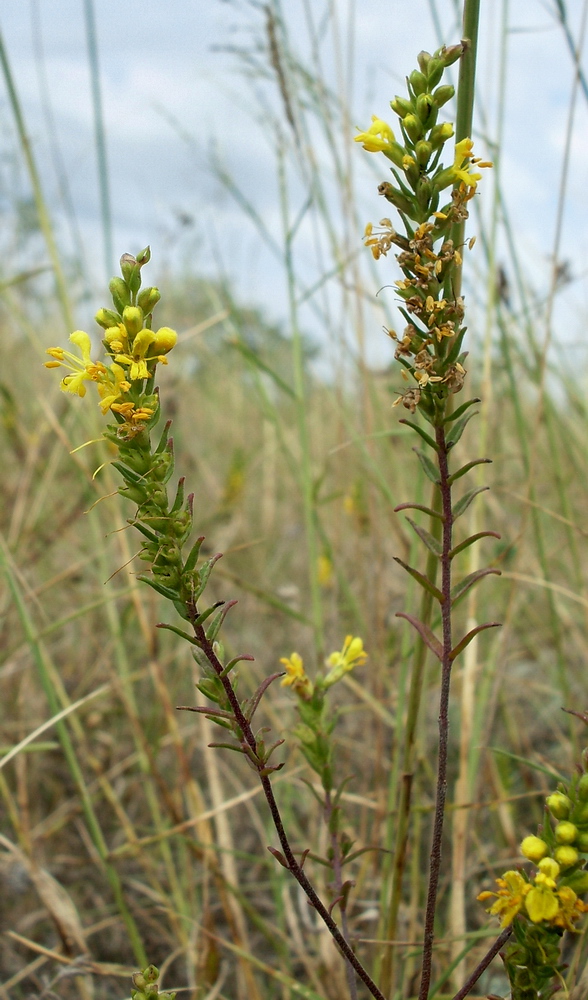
1,2 -> 588,999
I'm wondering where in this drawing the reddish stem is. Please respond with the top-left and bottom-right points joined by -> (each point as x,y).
188,610 -> 386,1000
418,423 -> 454,1000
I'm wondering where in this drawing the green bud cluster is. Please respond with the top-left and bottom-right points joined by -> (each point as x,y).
520,763 -> 588,881
131,965 -> 176,1000
384,44 -> 462,226
503,923 -> 563,1000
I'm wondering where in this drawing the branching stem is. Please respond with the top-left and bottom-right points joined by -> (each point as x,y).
187,608 -> 385,1000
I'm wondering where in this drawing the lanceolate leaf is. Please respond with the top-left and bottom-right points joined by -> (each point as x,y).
449,530 -> 501,559
396,611 -> 443,660
414,448 -> 440,484
451,568 -> 501,606
442,397 -> 481,425
245,672 -> 282,722
399,418 -> 439,452
449,622 -> 502,661
452,486 -> 489,520
394,502 -> 445,522
446,408 -> 479,449
447,457 -> 492,486
394,558 -> 444,602
405,518 -> 443,558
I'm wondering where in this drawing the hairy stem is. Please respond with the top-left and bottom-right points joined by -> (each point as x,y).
187,608 -> 385,1000
418,423 -> 454,1000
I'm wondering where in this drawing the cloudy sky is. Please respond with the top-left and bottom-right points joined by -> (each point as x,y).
1,0 -> 588,365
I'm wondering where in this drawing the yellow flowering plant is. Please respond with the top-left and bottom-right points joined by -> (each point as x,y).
477,734 -> 588,999
46,249 -> 388,1000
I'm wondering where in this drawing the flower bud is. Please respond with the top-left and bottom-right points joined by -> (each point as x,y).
109,277 -> 130,313
409,69 -> 427,96
425,58 -> 444,88
136,246 -> 151,266
403,113 -> 424,142
151,327 -> 178,355
546,792 -> 572,820
415,140 -> 432,168
576,830 -> 588,852
416,176 -> 432,211
554,845 -> 579,868
577,773 -> 588,800
119,253 -> 136,282
95,307 -> 122,328
123,306 -> 144,337
138,286 -> 161,315
433,84 -> 455,109
391,96 -> 413,119
440,43 -> 464,67
555,821 -> 578,844
103,324 -> 127,348
538,856 -> 560,879
402,155 -> 419,186
429,122 -> 454,150
417,50 -> 431,75
416,94 -> 435,126
520,835 -> 549,862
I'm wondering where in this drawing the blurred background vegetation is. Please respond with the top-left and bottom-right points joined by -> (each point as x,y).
2,1 -> 588,998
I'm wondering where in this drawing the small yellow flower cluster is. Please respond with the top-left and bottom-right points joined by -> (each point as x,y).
479,777 -> 588,935
478,859 -> 588,932
280,636 -> 367,701
280,652 -> 314,701
46,299 -> 177,435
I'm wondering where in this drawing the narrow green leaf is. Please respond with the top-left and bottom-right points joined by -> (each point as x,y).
404,517 -> 443,558
156,622 -> 200,645
136,574 -> 179,601
444,326 -> 467,366
394,502 -> 445,522
442,397 -> 480,425
449,530 -> 501,559
447,457 -> 492,486
184,535 -> 205,573
398,418 -> 439,452
413,448 -> 440,484
446,408 -> 479,448
449,622 -> 501,661
193,601 -> 225,628
220,653 -> 255,678
393,558 -> 444,602
452,486 -> 489,520
396,611 -> 443,660
451,568 -> 501,606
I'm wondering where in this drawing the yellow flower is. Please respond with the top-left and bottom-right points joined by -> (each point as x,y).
553,885 -> 588,932
280,653 -> 314,700
451,137 -> 482,188
96,362 -> 132,413
114,327 -> 156,381
526,880 -> 560,923
478,870 -> 530,927
45,330 -> 103,397
324,635 -> 367,687
354,116 -> 397,155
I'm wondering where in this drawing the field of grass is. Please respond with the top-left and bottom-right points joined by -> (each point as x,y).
2,3 -> 588,999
